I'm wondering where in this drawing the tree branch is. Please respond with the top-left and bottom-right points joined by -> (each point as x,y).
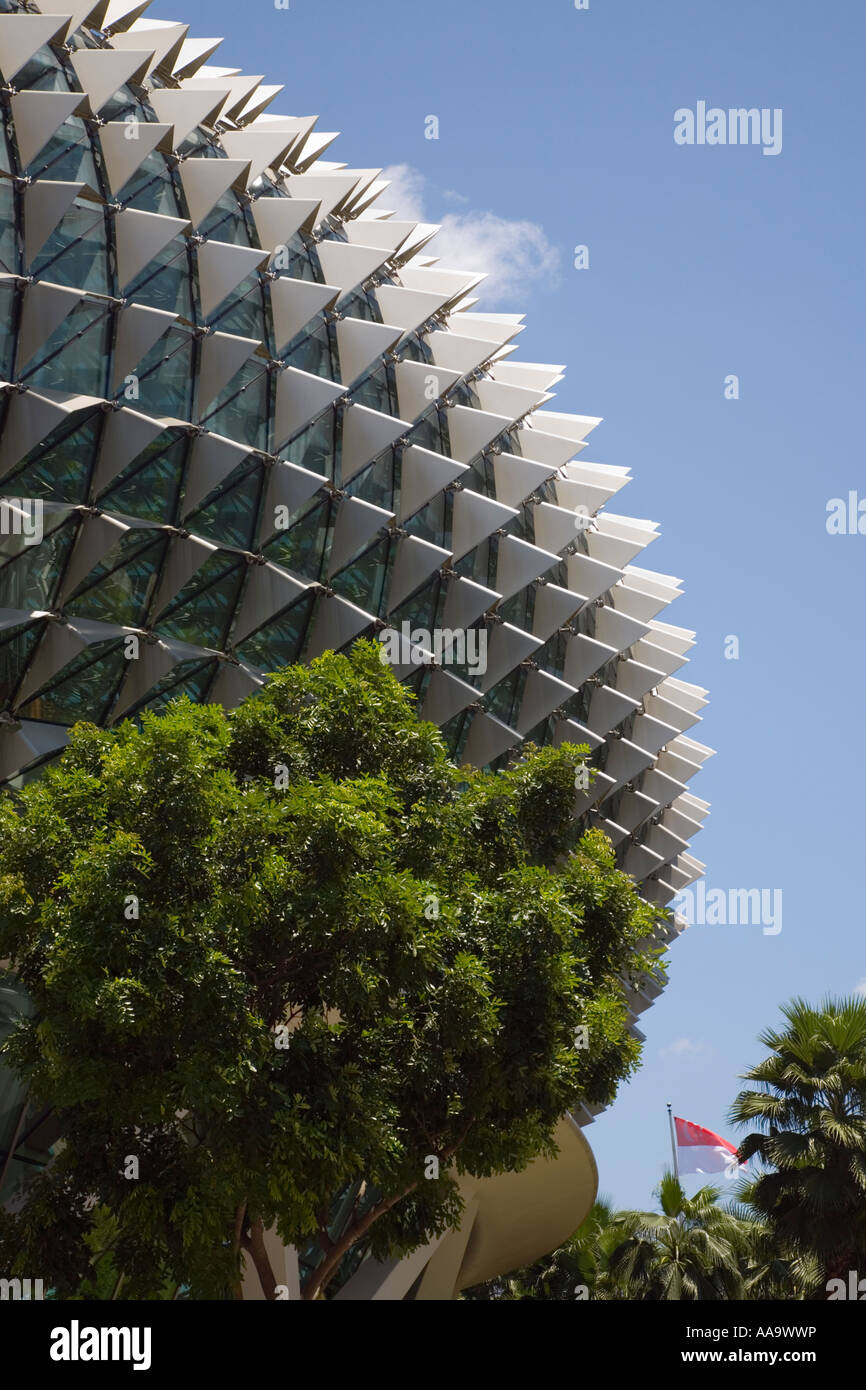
302,1121 -> 475,1301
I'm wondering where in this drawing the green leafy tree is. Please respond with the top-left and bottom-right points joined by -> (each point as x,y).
731,995 -> 866,1294
0,642 -> 661,1300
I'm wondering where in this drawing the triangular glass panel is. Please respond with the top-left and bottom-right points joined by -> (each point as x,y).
0,283 -> 15,362
25,117 -> 97,186
283,315 -> 335,379
125,657 -> 219,720
281,410 -> 335,479
0,619 -> 46,710
201,362 -> 270,450
344,446 -> 395,511
155,553 -> 245,648
329,535 -> 390,615
197,189 -> 251,246
0,183 -> 17,274
64,532 -> 169,628
126,240 -> 195,319
118,150 -> 185,219
348,363 -> 393,415
263,495 -> 330,583
30,199 -> 111,294
99,432 -> 189,525
131,329 -> 196,419
208,280 -> 267,341
21,301 -> 111,399
18,638 -> 128,726
12,44 -> 71,97
387,574 -> 440,636
5,412 -> 102,506
0,511 -> 75,611
233,591 -> 316,670
184,458 -> 264,550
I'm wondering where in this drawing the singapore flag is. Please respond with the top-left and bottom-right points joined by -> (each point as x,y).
675,1117 -> 745,1179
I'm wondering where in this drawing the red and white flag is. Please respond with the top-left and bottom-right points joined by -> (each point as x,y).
675,1117 -> 744,1178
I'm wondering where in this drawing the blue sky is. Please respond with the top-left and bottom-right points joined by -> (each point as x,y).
156,0 -> 866,1207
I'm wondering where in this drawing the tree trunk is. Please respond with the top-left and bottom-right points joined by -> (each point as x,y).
244,1213 -> 278,1300
232,1200 -> 248,1300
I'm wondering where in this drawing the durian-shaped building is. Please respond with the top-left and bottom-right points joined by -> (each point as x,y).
0,0 -> 711,1297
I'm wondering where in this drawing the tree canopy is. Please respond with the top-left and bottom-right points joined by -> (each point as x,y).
0,641 -> 662,1299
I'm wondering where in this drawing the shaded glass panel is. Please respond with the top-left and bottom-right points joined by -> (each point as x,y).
117,151 -> 184,218
210,283 -> 268,342
64,532 -> 168,627
388,576 -> 440,637
25,116 -> 98,186
0,283 -> 17,370
155,555 -> 245,647
12,44 -> 70,95
7,413 -> 102,505
263,497 -> 330,583
132,331 -> 196,418
98,433 -> 188,524
198,192 -> 251,245
205,273 -> 264,331
0,519 -> 75,610
405,488 -> 447,547
18,638 -> 128,724
185,461 -> 264,550
349,364 -> 392,414
0,620 -> 44,708
233,592 -> 315,669
22,303 -> 111,398
127,241 -> 195,318
101,85 -> 149,124
338,286 -> 382,323
453,535 -> 493,588
0,179 -> 18,273
283,316 -> 334,378
484,668 -> 523,726
30,201 -> 111,294
281,411 -> 334,479
330,535 -> 390,615
202,364 -> 270,450
127,657 -> 217,718
265,231 -> 319,281
407,406 -> 449,457
345,447 -> 394,511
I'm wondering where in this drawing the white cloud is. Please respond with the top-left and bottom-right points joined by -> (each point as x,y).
856,978 -> 866,997
660,1037 -> 706,1059
379,163 -> 427,222
379,164 -> 560,309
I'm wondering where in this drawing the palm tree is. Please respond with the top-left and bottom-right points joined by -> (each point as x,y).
527,1198 -> 630,1299
607,1171 -> 751,1299
731,995 -> 866,1293
725,1196 -> 817,1299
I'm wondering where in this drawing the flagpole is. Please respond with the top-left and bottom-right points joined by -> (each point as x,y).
667,1103 -> 680,1180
